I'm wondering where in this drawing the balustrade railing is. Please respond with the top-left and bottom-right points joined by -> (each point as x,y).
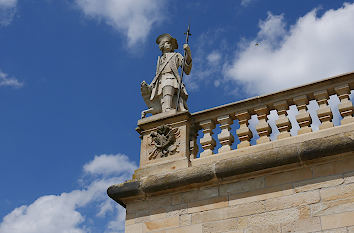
190,72 -> 354,159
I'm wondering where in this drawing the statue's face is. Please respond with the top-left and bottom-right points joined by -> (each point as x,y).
160,39 -> 173,53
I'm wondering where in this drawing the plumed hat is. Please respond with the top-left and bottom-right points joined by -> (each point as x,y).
156,33 -> 178,50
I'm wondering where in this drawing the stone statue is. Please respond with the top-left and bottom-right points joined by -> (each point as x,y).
141,33 -> 192,118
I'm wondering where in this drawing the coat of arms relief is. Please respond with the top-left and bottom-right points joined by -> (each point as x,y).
148,125 -> 180,160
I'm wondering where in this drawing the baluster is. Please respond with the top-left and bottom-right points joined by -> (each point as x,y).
254,106 -> 272,144
189,125 -> 199,159
314,90 -> 333,129
199,120 -> 216,157
293,95 -> 312,135
335,84 -> 354,125
217,115 -> 234,153
274,100 -> 291,139
235,112 -> 252,149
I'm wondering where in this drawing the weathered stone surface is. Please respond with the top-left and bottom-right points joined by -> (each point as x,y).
141,164 -> 215,193
265,167 -> 312,187
312,153 -> 354,177
293,175 -> 344,192
281,217 -> 321,233
202,218 -> 239,233
187,196 -> 228,214
344,171 -> 354,184
321,211 -> 354,230
107,181 -> 141,208
264,190 -> 320,211
144,216 -> 179,231
311,197 -> 354,217
179,214 -> 191,226
314,228 -> 348,233
228,184 -> 294,206
215,144 -> 300,178
320,182 -> 354,202
219,177 -> 264,196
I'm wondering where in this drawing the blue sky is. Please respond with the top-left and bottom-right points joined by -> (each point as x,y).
0,0 -> 354,232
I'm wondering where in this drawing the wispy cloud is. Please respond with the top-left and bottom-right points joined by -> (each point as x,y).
0,70 -> 23,88
0,0 -> 17,26
240,0 -> 255,7
225,3 -> 354,95
74,0 -> 166,48
0,154 -> 137,233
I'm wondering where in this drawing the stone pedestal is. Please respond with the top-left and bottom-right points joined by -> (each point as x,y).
134,110 -> 192,178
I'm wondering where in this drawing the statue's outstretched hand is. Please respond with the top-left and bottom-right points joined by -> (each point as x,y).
183,44 -> 191,55
141,80 -> 148,87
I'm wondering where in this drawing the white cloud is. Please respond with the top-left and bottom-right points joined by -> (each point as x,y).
207,51 -> 222,64
0,0 -> 16,8
241,0 -> 255,7
84,154 -> 137,176
225,3 -> 354,95
0,154 -> 137,233
0,70 -> 23,88
0,0 -> 16,26
75,0 -> 166,47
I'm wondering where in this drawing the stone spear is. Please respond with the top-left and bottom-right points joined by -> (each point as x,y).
176,25 -> 192,111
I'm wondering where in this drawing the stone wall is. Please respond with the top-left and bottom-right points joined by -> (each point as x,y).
125,152 -> 354,233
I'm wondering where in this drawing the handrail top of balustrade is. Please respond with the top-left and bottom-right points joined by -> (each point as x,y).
191,71 -> 354,123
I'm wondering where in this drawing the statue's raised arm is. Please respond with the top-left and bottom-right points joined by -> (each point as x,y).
140,33 -> 192,118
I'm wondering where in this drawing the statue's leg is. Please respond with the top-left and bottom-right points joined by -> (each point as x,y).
161,85 -> 174,112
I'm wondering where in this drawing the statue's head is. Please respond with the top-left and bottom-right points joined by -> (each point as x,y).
156,33 -> 178,53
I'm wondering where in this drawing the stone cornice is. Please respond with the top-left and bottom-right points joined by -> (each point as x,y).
107,123 -> 354,207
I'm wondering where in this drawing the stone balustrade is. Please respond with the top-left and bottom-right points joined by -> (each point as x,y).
132,72 -> 354,178
190,72 -> 354,159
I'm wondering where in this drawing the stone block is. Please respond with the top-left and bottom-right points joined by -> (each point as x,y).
321,211 -> 354,230
344,171 -> 354,184
229,184 -> 294,206
264,190 -> 320,211
320,182 -> 354,202
144,216 -> 179,231
281,217 -> 321,233
191,207 -> 227,224
219,177 -> 264,196
146,196 -> 172,211
179,214 -> 191,226
244,224 -> 281,233
187,196 -> 228,214
165,204 -> 187,218
293,175 -> 344,193
127,199 -> 149,214
125,223 -> 144,233
265,167 -> 312,187
191,201 -> 265,224
312,153 -> 354,178
348,226 -> 354,233
311,197 -> 354,217
313,228 -> 348,233
245,208 -> 300,226
180,186 -> 219,204
164,224 -> 203,233
226,201 -> 265,218
202,218 -> 239,233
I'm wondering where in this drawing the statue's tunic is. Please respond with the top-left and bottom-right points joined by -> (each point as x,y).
149,52 -> 192,101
